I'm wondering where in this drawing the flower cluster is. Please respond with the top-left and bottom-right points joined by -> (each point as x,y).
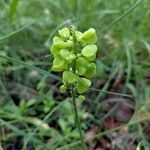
50,27 -> 97,99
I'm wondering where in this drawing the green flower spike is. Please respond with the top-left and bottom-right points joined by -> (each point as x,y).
50,27 -> 98,149
50,27 -> 98,94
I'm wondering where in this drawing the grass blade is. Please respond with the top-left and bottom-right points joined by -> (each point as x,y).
89,87 -> 133,98
57,114 -> 150,150
100,0 -> 142,32
8,0 -> 20,22
0,55 -> 61,81
0,20 -> 37,42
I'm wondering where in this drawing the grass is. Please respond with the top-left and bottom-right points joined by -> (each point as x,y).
0,0 -> 150,149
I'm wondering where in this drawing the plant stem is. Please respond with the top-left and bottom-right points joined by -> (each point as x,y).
70,27 -> 87,149
71,86 -> 87,150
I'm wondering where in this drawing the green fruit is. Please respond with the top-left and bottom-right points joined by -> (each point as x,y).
50,41 -> 67,55
60,49 -> 76,62
60,84 -> 67,93
85,63 -> 96,78
63,71 -> 78,84
53,36 -> 64,43
66,40 -> 74,49
78,95 -> 85,101
77,78 -> 91,94
52,55 -> 67,71
75,31 -> 83,41
58,27 -> 70,41
81,44 -> 97,61
81,28 -> 97,44
76,57 -> 89,75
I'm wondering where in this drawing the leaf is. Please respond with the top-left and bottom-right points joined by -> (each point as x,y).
58,27 -> 70,41
81,44 -> 97,61
81,28 -> 97,44
63,71 -> 78,84
0,55 -> 61,81
77,78 -> 91,94
26,117 -> 49,130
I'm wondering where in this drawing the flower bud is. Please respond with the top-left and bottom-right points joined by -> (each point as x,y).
60,84 -> 67,93
78,95 -> 85,101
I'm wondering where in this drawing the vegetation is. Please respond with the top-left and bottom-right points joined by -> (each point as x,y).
0,0 -> 150,149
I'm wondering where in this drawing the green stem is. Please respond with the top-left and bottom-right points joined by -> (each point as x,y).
70,27 -> 87,149
71,86 -> 87,150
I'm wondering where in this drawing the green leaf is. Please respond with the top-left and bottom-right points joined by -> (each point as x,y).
85,63 -> 96,78
52,55 -> 67,72
63,71 -> 78,84
58,27 -> 70,41
60,49 -> 76,62
76,57 -> 88,75
81,28 -> 97,44
77,78 -> 91,94
81,44 -> 97,61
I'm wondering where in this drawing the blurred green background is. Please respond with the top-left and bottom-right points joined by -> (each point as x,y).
0,0 -> 150,149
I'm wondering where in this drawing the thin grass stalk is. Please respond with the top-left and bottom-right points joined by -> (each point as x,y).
71,85 -> 87,150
